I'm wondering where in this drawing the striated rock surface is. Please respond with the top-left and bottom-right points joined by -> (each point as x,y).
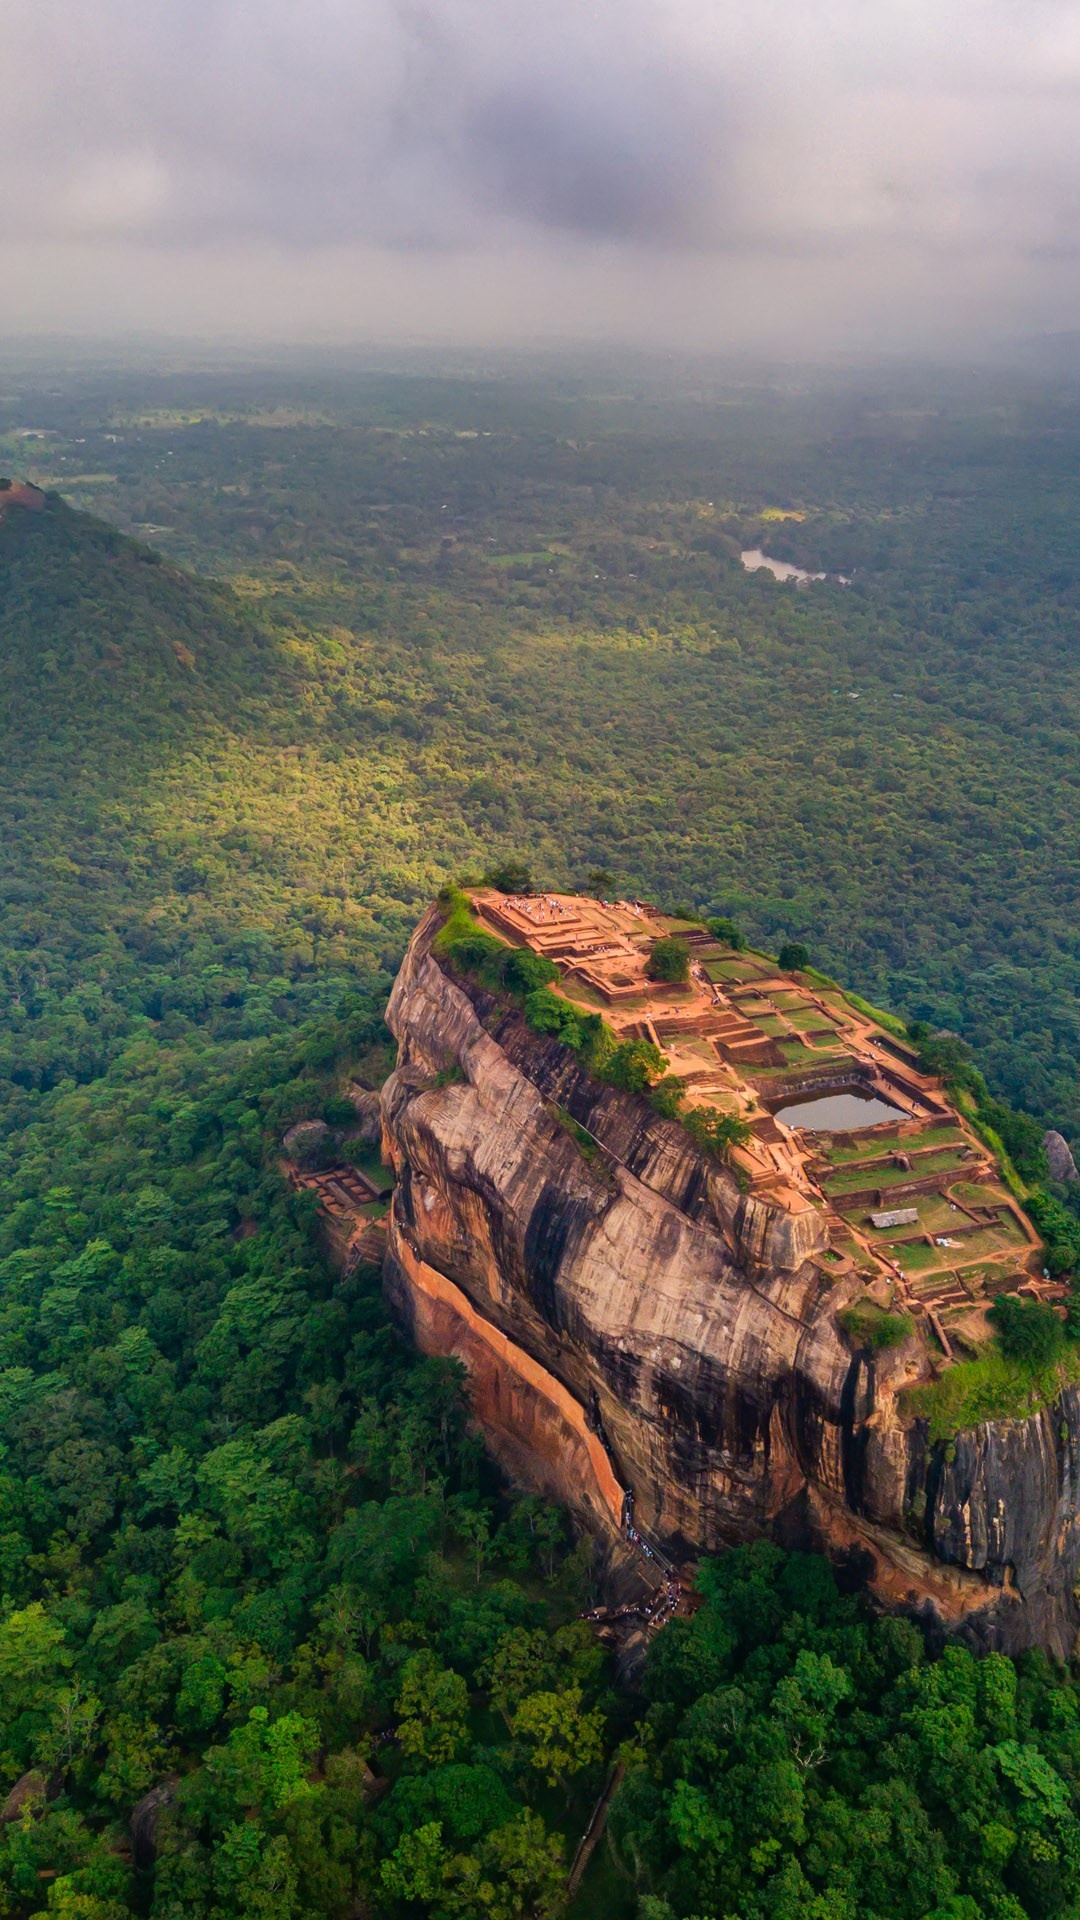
380,910 -> 1080,1654
346,1085 -> 384,1146
1045,1129 -> 1079,1185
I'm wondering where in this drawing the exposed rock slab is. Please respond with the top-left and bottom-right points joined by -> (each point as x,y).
130,1775 -> 180,1870
380,912 -> 1080,1654
1045,1130 -> 1078,1184
1,1770 -> 47,1825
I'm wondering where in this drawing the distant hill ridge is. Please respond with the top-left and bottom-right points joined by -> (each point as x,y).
0,488 -> 322,1102
0,477 -> 46,516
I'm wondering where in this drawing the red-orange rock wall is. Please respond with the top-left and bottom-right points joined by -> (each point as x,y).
386,1233 -> 625,1535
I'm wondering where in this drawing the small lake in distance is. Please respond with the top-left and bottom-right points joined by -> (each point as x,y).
741,548 -> 848,586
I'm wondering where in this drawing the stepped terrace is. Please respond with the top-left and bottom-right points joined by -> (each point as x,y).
469,889 -> 1050,1359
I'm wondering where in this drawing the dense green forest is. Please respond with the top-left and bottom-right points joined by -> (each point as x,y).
618,1542 -> 1080,1920
4,357 -> 1080,1917
5,355 -> 1080,1136
0,495 -> 614,1916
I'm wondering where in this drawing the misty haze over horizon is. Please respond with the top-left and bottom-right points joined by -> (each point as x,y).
7,1 -> 1080,359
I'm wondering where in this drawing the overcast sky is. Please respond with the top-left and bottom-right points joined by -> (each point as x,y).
5,0 -> 1080,354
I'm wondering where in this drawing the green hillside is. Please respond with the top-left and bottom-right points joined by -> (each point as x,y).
0,491 -> 401,1107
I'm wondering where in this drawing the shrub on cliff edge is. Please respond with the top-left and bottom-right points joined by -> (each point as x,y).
989,1294 -> 1065,1368
838,1300 -> 915,1351
503,947 -> 560,994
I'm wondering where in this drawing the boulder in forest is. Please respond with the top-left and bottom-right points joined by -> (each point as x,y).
1044,1130 -> 1078,1184
283,1118 -> 335,1168
1,1770 -> 47,1824
130,1775 -> 180,1869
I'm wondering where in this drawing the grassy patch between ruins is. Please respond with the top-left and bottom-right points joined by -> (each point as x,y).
824,1148 -> 969,1195
838,1301 -> 914,1350
823,1123 -> 964,1165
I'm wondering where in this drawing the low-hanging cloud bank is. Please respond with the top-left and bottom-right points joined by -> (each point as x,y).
6,0 -> 1080,351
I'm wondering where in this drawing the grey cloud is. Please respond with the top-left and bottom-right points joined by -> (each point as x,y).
6,0 -> 1080,347
461,68 -> 717,245
5,0 -> 718,249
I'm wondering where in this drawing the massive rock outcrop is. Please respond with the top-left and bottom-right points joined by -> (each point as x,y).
380,909 -> 1080,1654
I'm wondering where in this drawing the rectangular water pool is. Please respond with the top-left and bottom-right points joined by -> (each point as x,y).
774,1090 -> 907,1132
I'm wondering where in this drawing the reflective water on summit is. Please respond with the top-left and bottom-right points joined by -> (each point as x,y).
774,1090 -> 906,1132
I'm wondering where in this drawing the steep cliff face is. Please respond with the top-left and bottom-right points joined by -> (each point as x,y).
380,911 -> 1080,1654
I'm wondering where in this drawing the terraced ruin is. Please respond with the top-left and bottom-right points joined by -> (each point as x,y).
470,889 -> 1047,1364
283,1144 -> 393,1269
